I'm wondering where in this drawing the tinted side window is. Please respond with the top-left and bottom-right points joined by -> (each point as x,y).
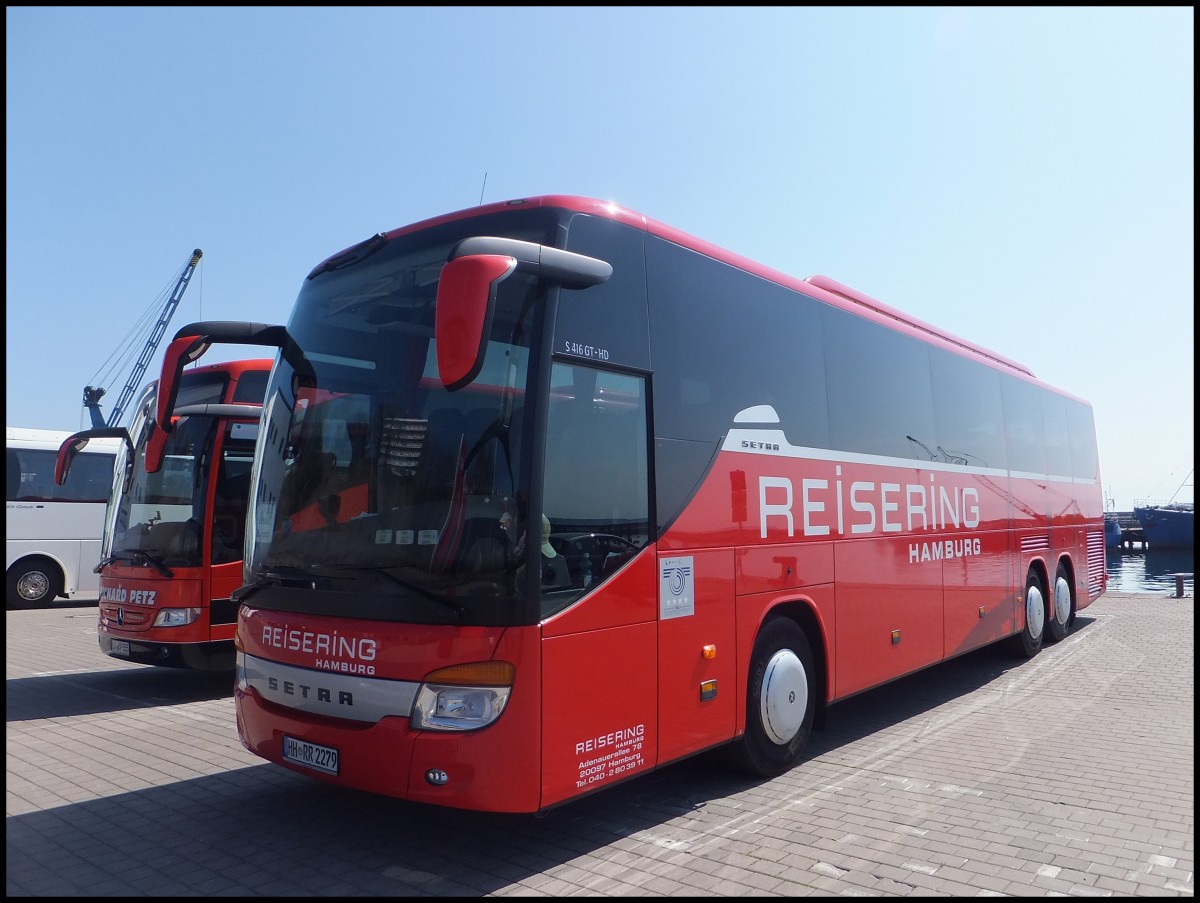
178,371 -> 229,407
211,426 -> 257,565
542,364 -> 649,617
6,448 -> 114,502
824,307 -> 936,461
559,214 -> 650,372
1067,399 -> 1099,480
4,449 -> 17,500
1041,392 -> 1072,479
930,348 -> 1007,470
68,452 -> 117,502
1001,375 -> 1046,476
646,237 -> 830,449
7,448 -> 52,500
232,369 -> 270,404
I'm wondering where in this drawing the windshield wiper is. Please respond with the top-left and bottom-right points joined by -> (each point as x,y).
232,564 -> 467,625
107,549 -> 174,578
319,564 -> 468,625
231,567 -> 315,604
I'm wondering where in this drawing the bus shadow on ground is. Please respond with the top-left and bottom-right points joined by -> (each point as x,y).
605,612 -> 1099,816
5,667 -> 234,722
5,617 -> 1097,897
801,612 -> 1099,757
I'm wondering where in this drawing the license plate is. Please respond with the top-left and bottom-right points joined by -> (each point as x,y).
282,735 -> 339,776
109,639 -> 131,657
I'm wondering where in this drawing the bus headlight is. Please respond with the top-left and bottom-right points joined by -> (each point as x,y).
411,661 -> 514,731
153,607 -> 202,627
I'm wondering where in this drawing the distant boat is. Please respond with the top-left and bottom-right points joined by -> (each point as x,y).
1104,514 -> 1123,549
1133,502 -> 1194,549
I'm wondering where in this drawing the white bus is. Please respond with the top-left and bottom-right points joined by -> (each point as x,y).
6,426 -> 120,609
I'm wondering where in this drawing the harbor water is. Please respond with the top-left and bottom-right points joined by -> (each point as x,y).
1106,546 -> 1195,595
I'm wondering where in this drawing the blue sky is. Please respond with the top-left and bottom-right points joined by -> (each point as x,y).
6,7 -> 1193,511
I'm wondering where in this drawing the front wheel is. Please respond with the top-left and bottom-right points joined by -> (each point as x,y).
727,617 -> 816,778
1007,570 -> 1046,659
7,559 -> 64,610
1045,562 -> 1073,643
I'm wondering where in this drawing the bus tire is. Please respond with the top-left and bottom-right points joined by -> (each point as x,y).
1008,570 -> 1046,659
728,617 -> 816,778
7,558 -> 63,610
1046,562 -> 1073,644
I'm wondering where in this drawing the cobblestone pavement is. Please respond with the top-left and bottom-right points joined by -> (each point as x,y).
6,591 -> 1194,897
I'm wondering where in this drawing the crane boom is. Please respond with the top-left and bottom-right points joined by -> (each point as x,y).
84,249 -> 203,428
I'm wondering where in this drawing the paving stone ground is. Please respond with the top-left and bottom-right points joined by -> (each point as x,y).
6,590 -> 1194,897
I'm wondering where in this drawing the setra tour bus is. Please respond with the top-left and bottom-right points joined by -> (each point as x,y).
150,195 -> 1107,813
7,426 -> 120,608
57,358 -> 271,670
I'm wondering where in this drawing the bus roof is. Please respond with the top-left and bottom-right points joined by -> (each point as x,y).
6,426 -> 123,451
179,358 -> 275,378
319,195 -> 1045,386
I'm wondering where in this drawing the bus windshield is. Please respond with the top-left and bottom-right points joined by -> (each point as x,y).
109,375 -> 229,570
244,218 -> 556,626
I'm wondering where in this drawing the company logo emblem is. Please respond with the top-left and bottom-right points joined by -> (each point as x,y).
659,556 -> 695,620
116,607 -> 125,626
664,563 -> 691,597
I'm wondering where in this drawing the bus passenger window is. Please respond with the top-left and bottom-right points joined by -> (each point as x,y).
6,450 -> 21,500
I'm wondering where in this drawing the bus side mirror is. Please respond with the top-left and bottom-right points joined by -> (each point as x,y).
435,237 -> 612,391
145,419 -> 169,474
435,255 -> 516,392
55,438 -> 88,487
156,333 -> 211,434
55,427 -> 132,486
155,321 -> 307,436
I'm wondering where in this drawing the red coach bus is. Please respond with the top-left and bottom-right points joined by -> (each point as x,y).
153,196 -> 1106,812
57,358 -> 271,670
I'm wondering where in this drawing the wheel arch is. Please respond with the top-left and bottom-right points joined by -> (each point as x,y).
1006,556 -> 1051,658
7,552 -> 69,586
1027,556 -> 1050,603
1056,554 -> 1078,624
741,596 -> 831,733
6,554 -> 68,608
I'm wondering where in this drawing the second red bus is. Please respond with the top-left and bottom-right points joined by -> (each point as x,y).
58,358 -> 270,670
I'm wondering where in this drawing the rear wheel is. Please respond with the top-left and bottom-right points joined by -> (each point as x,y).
727,617 -> 816,778
1046,562 -> 1073,643
1008,570 -> 1046,659
7,559 -> 63,610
